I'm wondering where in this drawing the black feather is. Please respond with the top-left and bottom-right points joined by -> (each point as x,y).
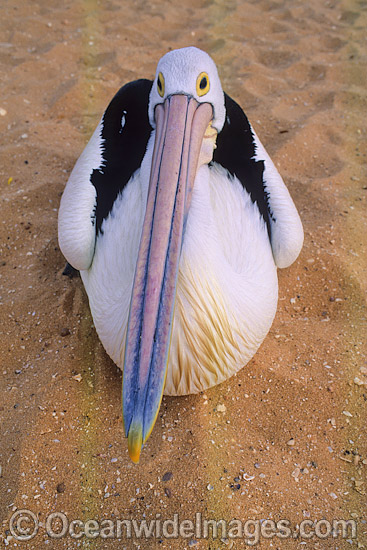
62,262 -> 79,278
212,93 -> 273,239
91,79 -> 153,234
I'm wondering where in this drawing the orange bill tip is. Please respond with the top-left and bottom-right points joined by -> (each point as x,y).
127,421 -> 143,464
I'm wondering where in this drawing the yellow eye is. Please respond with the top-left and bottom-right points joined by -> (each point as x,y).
157,72 -> 165,97
196,72 -> 210,96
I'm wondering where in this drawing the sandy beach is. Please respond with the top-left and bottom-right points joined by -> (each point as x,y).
0,0 -> 366,548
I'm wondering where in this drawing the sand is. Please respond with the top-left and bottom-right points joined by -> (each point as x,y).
0,0 -> 366,548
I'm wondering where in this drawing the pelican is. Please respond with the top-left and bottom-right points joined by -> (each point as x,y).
58,47 -> 303,463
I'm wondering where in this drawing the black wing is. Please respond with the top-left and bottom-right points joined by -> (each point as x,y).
212,93 -> 273,239
91,79 -> 153,234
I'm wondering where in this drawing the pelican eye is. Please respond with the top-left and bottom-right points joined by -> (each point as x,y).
196,72 -> 210,96
157,72 -> 165,97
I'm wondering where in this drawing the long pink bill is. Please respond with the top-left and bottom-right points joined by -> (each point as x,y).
122,94 -> 213,463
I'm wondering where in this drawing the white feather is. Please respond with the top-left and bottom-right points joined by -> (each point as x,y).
166,162 -> 278,394
80,170 -> 146,364
252,129 -> 304,268
58,120 -> 104,270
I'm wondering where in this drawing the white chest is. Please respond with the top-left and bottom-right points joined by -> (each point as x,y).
81,163 -> 278,395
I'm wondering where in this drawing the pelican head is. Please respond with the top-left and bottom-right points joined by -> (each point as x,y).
122,47 -> 226,463
148,47 -> 226,132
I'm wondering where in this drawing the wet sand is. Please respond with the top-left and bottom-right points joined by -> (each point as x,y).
1,0 -> 366,548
